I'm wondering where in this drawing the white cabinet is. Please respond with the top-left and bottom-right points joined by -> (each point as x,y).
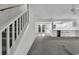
61,30 -> 76,37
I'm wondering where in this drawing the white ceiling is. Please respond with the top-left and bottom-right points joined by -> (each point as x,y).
29,4 -> 79,19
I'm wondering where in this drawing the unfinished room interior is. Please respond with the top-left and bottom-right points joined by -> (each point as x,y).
0,4 -> 79,55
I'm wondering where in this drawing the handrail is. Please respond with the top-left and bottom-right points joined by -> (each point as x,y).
0,4 -> 23,11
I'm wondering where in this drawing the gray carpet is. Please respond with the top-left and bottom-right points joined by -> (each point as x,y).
27,36 -> 79,55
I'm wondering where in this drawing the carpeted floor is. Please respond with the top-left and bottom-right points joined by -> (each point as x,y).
27,36 -> 79,55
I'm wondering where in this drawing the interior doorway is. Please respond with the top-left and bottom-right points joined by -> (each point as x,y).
57,30 -> 61,37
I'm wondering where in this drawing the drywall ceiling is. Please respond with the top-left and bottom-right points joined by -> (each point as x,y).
29,4 -> 79,20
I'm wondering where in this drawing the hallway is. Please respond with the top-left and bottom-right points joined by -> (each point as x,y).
1,4 -> 79,55
27,36 -> 79,55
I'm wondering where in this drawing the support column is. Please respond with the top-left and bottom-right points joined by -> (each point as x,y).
7,27 -> 10,54
13,22 -> 15,49
22,14 -> 24,28
16,20 -> 18,38
19,17 -> 21,35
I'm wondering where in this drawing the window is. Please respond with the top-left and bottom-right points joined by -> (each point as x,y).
2,29 -> 7,55
18,18 -> 20,35
9,24 -> 13,48
38,24 -> 45,33
14,21 -> 17,40
52,25 -> 56,29
42,25 -> 45,32
38,25 -> 41,32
